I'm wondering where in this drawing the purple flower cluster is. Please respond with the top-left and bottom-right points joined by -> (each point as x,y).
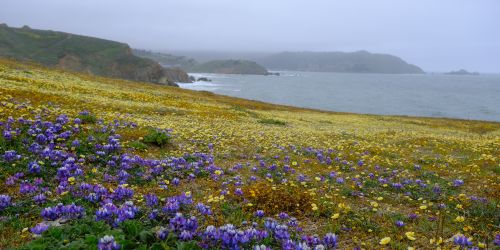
96,201 -> 138,226
453,234 -> 472,247
0,194 -> 12,210
40,203 -> 85,221
98,235 -> 120,250
30,223 -> 50,235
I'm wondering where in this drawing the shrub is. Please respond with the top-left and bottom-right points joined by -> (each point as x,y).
143,129 -> 172,147
77,113 -> 97,124
258,118 -> 287,126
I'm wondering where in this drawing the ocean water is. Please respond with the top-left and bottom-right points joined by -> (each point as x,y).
178,72 -> 500,122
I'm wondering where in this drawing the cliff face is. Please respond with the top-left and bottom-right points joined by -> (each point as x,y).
189,60 -> 271,75
0,24 -> 180,86
257,51 -> 425,74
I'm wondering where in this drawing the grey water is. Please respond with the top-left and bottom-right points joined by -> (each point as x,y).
178,72 -> 500,122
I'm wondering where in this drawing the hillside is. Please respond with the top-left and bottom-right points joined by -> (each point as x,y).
257,51 -> 425,74
0,24 -> 181,86
189,59 -> 272,75
0,59 -> 498,249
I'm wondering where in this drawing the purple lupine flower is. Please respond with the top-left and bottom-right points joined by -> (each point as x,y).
144,193 -> 159,207
453,234 -> 472,247
30,223 -> 49,235
235,188 -> 243,196
494,234 -> 500,246
98,235 -> 120,250
453,179 -> 464,187
323,233 -> 338,248
3,150 -> 21,162
172,178 -> 180,186
179,230 -> 194,241
279,212 -> 290,220
156,227 -> 169,240
253,245 -> 271,250
196,203 -> 212,215
33,193 -> 47,204
28,161 -> 41,174
0,194 -> 12,210
255,210 -> 265,218
395,220 -> 404,227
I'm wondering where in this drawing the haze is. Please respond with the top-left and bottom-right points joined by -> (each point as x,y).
1,0 -> 499,72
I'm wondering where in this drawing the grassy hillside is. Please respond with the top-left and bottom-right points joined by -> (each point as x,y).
258,51 -> 425,74
0,24 -> 178,86
0,59 -> 498,249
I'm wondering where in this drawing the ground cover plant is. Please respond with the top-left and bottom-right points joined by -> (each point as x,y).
0,59 -> 499,249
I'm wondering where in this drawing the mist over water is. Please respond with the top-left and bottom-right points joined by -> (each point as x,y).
180,73 -> 500,121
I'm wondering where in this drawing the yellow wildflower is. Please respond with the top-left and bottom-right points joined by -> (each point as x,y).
405,231 -> 416,241
379,237 -> 391,245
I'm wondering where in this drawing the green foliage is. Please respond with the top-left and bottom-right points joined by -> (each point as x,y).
143,129 -> 172,147
129,140 -> 148,150
18,219 -> 202,250
77,113 -> 97,124
258,118 -> 287,126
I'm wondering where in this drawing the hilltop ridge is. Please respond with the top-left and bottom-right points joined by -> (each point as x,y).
0,24 -> 182,86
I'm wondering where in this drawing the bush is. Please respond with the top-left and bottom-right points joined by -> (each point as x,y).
258,118 -> 287,126
77,113 -> 97,124
143,129 -> 172,147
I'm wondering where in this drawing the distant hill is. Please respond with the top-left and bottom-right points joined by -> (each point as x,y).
189,60 -> 272,75
256,51 -> 424,74
0,24 -> 182,86
445,69 -> 479,76
132,49 -> 197,69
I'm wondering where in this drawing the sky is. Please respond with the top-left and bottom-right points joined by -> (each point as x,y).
1,0 -> 499,72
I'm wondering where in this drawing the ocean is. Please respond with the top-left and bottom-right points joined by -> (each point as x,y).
178,71 -> 500,122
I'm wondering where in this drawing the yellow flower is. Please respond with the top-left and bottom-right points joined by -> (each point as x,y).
454,216 -> 465,222
311,203 -> 318,211
478,242 -> 486,248
405,231 -> 416,241
419,205 -> 427,210
331,213 -> 340,219
379,237 -> 391,245
68,176 -> 76,184
214,170 -> 222,175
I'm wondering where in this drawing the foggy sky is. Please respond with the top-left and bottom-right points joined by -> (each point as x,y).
1,0 -> 499,72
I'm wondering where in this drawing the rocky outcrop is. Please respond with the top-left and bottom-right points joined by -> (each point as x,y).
163,67 -> 192,83
445,69 -> 479,75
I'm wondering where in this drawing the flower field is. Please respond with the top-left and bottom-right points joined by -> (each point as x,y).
0,58 -> 499,249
